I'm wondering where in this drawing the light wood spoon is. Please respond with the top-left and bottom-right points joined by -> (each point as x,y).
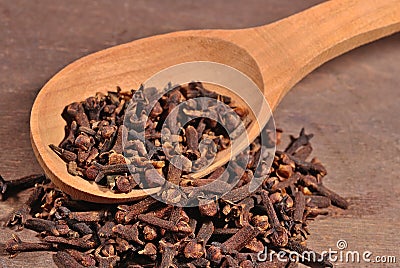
31,0 -> 400,203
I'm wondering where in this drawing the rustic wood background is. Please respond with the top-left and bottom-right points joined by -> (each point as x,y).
0,1 -> 399,267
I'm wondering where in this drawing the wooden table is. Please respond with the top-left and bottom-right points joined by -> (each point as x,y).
1,1 -> 399,267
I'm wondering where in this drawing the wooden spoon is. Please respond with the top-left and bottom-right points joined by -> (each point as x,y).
30,0 -> 400,203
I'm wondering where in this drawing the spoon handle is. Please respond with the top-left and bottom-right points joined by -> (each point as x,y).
260,0 -> 400,107
225,0 -> 400,109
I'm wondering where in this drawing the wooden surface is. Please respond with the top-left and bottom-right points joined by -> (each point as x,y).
1,0 -> 399,267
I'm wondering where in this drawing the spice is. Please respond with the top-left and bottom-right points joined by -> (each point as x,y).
112,223 -> 144,245
2,128 -> 348,267
0,174 -> 46,201
50,82 -> 250,194
5,184 -> 45,228
44,235 -> 98,250
260,190 -> 289,247
300,174 -> 349,209
184,221 -> 213,258
53,251 -> 86,268
222,224 -> 260,252
25,218 -> 60,236
4,234 -> 53,255
285,128 -> 314,155
64,249 -> 96,267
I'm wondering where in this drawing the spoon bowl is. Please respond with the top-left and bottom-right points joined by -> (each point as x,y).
30,36 -> 262,203
31,0 -> 400,203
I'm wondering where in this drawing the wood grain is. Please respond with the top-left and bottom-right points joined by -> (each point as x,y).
1,0 -> 399,267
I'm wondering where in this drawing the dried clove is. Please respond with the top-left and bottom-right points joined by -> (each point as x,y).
300,175 -> 349,209
293,191 -> 306,233
51,83 -> 249,193
68,210 -> 109,222
53,251 -> 86,268
222,224 -> 260,252
137,214 -> 192,234
260,190 -> 288,247
5,234 -> 53,255
184,221 -> 214,259
3,127 -> 349,268
285,128 -> 314,155
0,174 -> 46,201
119,196 -> 159,223
44,235 -> 97,250
112,223 -> 144,245
64,248 -> 97,267
306,195 -> 331,208
5,185 -> 44,228
25,218 -> 60,236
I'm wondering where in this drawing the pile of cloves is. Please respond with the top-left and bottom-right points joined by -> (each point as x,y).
2,128 -> 348,268
50,82 -> 250,193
